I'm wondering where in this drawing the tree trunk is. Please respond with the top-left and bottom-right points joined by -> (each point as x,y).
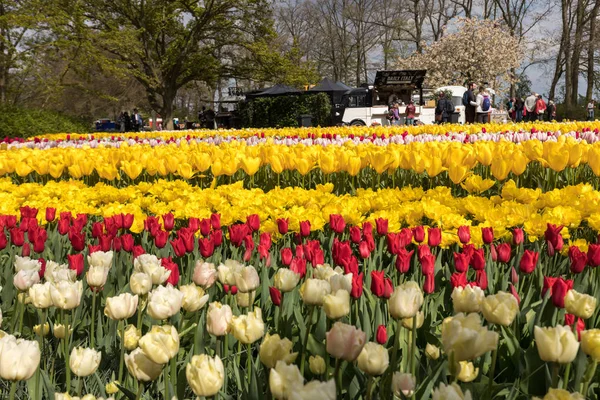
563,0 -> 573,107
570,0 -> 586,106
585,1 -> 600,102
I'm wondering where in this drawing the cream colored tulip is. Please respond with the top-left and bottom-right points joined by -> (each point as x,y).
533,388 -> 585,400
69,347 -> 101,377
534,325 -> 579,364
192,261 -> 217,288
234,265 -> 260,293
323,289 -> 350,320
457,361 -> 479,382
236,291 -> 254,308
47,267 -> 76,284
104,293 -> 138,320
441,313 -> 498,361
289,379 -> 336,400
123,325 -> 141,351
326,322 -> 366,362
389,281 -> 423,319
451,286 -> 485,313
300,279 -> 331,306
29,282 -> 53,309
0,335 -> 41,381
138,325 -> 180,364
147,284 -> 183,320
34,323 -> 49,337
125,348 -> 163,382
50,280 -> 83,310
481,291 -> 519,326
130,272 -> 152,295
269,361 -> 304,400
581,329 -> 600,361
402,311 -> 424,329
329,272 -> 353,293
564,290 -> 596,319
230,308 -> 265,344
217,259 -> 243,285
53,324 -> 70,339
357,342 -> 389,376
133,254 -> 170,285
180,284 -> 209,312
273,268 -> 301,292
86,265 -> 110,288
426,343 -> 441,360
14,269 -> 40,291
432,382 -> 472,400
392,372 -> 416,397
186,354 -> 224,397
259,333 -> 298,369
309,355 -> 326,375
14,256 -> 41,272
206,302 -> 233,336
105,381 -> 119,394
313,264 -> 337,281
87,251 -> 113,269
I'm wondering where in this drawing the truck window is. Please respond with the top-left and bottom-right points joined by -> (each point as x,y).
348,94 -> 367,108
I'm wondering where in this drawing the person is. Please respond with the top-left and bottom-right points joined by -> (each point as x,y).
117,112 -> 126,132
587,100 -> 595,121
535,95 -> 546,121
435,92 -> 453,124
506,98 -> 515,121
391,103 -> 401,125
524,92 -> 537,122
547,100 -> 556,121
514,98 -> 524,122
132,108 -> 143,131
123,111 -> 132,132
476,86 -> 491,124
199,106 -> 207,128
405,100 -> 416,126
205,108 -> 216,129
464,82 -> 477,124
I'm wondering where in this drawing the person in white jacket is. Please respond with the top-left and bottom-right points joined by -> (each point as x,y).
475,86 -> 491,123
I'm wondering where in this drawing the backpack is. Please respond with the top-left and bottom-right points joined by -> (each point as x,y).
462,91 -> 469,107
482,96 -> 491,112
445,99 -> 454,114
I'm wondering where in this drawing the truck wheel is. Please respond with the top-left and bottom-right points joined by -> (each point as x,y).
350,120 -> 366,126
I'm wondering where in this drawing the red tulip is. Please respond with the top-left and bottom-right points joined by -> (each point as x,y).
300,221 -> 311,237
88,245 -> 102,254
10,228 -> 24,246
178,228 -> 195,253
113,236 -> 122,252
210,213 -> 221,230
427,227 -> 441,247
228,224 -> 250,247
481,227 -> 494,244
281,248 -> 293,266
200,219 -> 211,236
376,325 -> 387,344
223,284 -> 230,294
332,240 -> 353,267
269,287 -> 282,306
370,271 -> 386,297
568,247 -> 587,274
144,216 -> 161,235
152,230 -> 167,248
91,222 -> 104,238
395,248 -> 414,274
362,222 -> 373,237
123,214 -> 134,230
312,249 -> 325,266
31,229 -> 47,253
496,243 -> 511,263
113,214 -> 124,230
351,272 -> 364,299
375,218 -> 388,235
413,226 -> 425,243
420,254 -> 435,275
364,233 -> 375,252
22,242 -> 30,256
20,206 -> 38,218
329,214 -> 346,234
383,278 -> 393,298
243,235 -> 255,262
509,284 -> 520,304
246,214 -> 260,232
564,314 -> 585,339
133,245 -> 145,258
470,249 -> 486,271
544,223 -> 564,252
58,218 -> 70,235
161,257 -> 179,286
73,214 -> 87,231
386,233 -> 401,255
188,217 -> 200,233
511,267 -> 519,284
121,234 -> 135,252
453,252 -> 470,273
199,237 -> 215,258
38,258 -> 46,279
290,257 -> 307,278
519,250 -> 538,274
67,253 -> 84,277
103,217 -> 119,237
475,270 -> 488,290
457,226 -> 471,244
450,272 -> 467,288
587,244 -> 600,267
349,226 -> 361,244
423,273 -> 435,294
417,245 -> 432,260
0,232 -> 6,250
358,241 -> 370,259
542,276 -> 557,297
277,218 -> 289,235
69,230 -> 85,252
161,213 -> 175,232
210,230 -> 223,247
230,285 -> 238,295
170,237 -> 187,257
551,277 -> 572,308
342,256 -> 359,276
399,228 -> 414,247
512,228 -> 524,245
490,244 -> 497,261
45,207 -> 56,223
4,215 -> 16,228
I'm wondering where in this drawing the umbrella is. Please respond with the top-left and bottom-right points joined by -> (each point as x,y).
309,78 -> 351,93
254,84 -> 301,97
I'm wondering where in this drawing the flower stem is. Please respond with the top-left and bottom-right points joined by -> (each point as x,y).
118,321 -> 126,383
77,377 -> 83,397
91,290 -> 97,349
551,363 -> 560,388
223,333 -> 229,397
365,375 -> 374,400
136,383 -> 143,400
487,349 -> 498,395
8,381 -> 16,400
164,363 -> 170,400
247,343 -> 252,385
334,358 -> 342,398
300,306 -> 315,376
64,311 -> 71,393
581,360 -> 597,396
410,315 -> 417,377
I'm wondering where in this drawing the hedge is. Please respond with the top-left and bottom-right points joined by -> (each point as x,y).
0,107 -> 90,138
239,93 -> 332,128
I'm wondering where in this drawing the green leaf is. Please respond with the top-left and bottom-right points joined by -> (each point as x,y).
415,359 -> 446,398
307,334 -> 325,358
116,383 -> 136,400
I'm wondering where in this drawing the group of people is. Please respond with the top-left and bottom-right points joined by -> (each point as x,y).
506,93 -> 555,122
386,101 -> 417,126
117,109 -> 144,132
462,83 -> 495,124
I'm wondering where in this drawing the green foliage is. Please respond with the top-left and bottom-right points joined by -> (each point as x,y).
239,93 -> 332,128
555,104 -> 587,121
0,107 -> 89,138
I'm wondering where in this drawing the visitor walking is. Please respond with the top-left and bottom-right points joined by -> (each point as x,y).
463,82 -> 477,124
587,100 -> 595,121
123,111 -> 132,132
506,98 -> 515,121
524,92 -> 537,122
117,112 -> 126,132
547,100 -> 556,121
515,98 -> 524,122
391,103 -> 400,125
435,92 -> 452,124
405,100 -> 416,126
535,95 -> 546,121
132,108 -> 143,131
476,86 -> 491,124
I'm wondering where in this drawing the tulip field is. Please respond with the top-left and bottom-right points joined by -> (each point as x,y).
2,121 -> 600,400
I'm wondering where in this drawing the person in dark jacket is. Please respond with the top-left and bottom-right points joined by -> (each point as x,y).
435,92 -> 453,124
465,82 -> 477,124
123,111 -> 132,132
514,98 -> 524,122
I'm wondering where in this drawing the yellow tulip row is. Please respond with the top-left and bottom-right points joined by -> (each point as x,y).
2,135 -> 600,188
2,177 -> 599,247
31,120 -> 600,140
